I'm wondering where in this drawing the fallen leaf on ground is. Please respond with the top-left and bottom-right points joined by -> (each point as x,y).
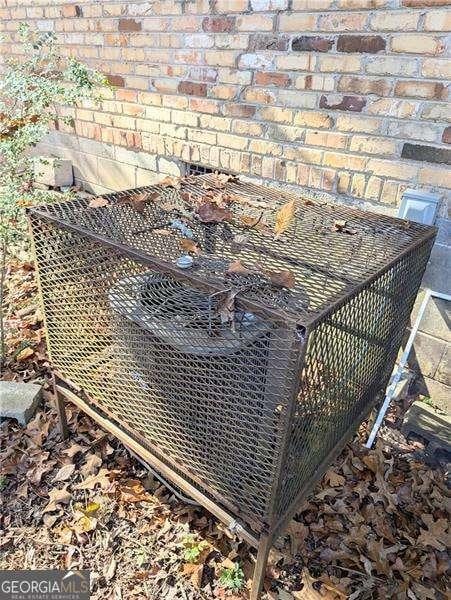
16,347 -> 34,361
52,463 -> 76,482
80,453 -> 102,476
73,468 -> 112,491
324,470 -> 346,487
118,479 -> 153,503
43,486 -> 71,513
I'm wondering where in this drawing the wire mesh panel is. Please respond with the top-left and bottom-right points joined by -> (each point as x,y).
29,174 -> 435,536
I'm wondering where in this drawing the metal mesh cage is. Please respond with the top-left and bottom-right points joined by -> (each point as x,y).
29,174 -> 435,537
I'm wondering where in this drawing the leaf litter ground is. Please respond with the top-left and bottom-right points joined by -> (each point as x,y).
1,255 -> 449,600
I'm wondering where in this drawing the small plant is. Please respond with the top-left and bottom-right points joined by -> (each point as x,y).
219,562 -> 245,592
0,23 -> 108,369
420,396 -> 433,407
0,475 -> 7,491
182,534 -> 209,564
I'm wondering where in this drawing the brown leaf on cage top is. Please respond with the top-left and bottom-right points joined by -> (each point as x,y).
274,200 -> 296,238
267,269 -> 295,289
153,228 -> 173,236
332,219 -> 358,235
125,191 -> 160,213
196,202 -> 233,223
181,191 -> 195,205
88,196 -> 109,208
210,172 -> 238,188
226,260 -> 253,276
160,175 -> 181,189
180,238 -> 200,255
304,199 -> 315,206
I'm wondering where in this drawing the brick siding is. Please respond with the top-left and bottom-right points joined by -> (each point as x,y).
0,0 -> 449,210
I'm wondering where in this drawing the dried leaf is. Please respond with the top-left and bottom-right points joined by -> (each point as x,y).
73,467 -> 112,491
72,515 -> 97,535
267,269 -> 295,289
331,219 -> 358,235
54,524 -> 73,544
52,463 -> 76,482
124,191 -> 160,213
160,175 -> 180,189
118,479 -> 153,503
88,197 -> 108,208
81,502 -> 101,517
274,200 -> 295,238
16,347 -> 34,361
180,238 -> 200,255
324,470 -> 346,487
105,557 -> 117,581
226,260 -> 253,276
43,486 -> 71,513
182,563 -> 204,588
417,515 -> 449,551
81,453 -> 102,476
153,229 -> 173,236
196,202 -> 233,223
62,443 -> 86,458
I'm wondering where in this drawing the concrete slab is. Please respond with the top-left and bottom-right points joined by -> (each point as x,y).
0,381 -> 42,425
402,400 -> 451,455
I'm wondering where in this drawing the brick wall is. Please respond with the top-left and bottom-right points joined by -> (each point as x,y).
1,0 -> 450,409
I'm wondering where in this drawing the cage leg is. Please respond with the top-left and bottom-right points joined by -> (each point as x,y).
250,534 -> 272,600
52,374 -> 69,439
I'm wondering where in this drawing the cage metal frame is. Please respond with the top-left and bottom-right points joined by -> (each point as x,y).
28,175 -> 436,599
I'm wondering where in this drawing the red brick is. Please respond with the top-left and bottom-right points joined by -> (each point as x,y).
107,75 -> 125,87
118,19 -> 142,32
292,36 -> 333,52
202,16 -> 235,32
337,35 -> 386,54
61,4 -> 82,17
178,81 -> 207,97
319,95 -> 366,112
255,72 -> 291,87
442,127 -> 451,144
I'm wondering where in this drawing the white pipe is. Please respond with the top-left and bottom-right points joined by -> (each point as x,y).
365,288 -> 451,448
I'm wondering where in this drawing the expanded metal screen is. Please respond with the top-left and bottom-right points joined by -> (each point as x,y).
29,174 -> 435,536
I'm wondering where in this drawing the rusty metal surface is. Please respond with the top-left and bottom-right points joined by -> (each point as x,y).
29,174 -> 435,533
